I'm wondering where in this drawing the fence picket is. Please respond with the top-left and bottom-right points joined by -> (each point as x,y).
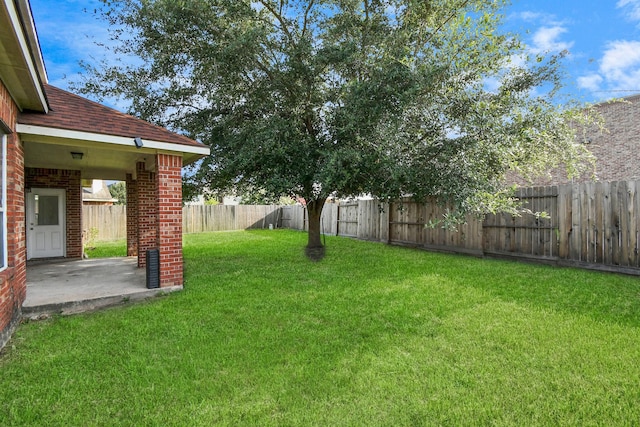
84,180 -> 640,275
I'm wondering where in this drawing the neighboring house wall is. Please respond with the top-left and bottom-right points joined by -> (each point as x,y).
520,95 -> 640,186
25,168 -> 83,259
0,81 -> 26,349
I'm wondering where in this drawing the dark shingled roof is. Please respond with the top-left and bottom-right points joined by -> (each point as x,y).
19,84 -> 204,149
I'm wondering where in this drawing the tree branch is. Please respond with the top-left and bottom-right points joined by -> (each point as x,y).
259,0 -> 296,46
301,0 -> 315,38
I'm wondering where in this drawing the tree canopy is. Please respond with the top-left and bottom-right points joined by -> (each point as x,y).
79,0 -> 595,258
108,181 -> 127,205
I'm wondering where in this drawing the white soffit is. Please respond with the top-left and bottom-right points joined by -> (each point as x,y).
1,0 -> 48,112
16,123 -> 211,156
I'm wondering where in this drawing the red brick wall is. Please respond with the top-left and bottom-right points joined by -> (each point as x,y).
136,162 -> 158,268
25,168 -> 83,258
157,154 -> 183,287
520,95 -> 640,186
0,81 -> 25,349
125,173 -> 138,257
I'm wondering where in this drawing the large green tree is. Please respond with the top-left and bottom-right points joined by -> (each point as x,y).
80,0 -> 594,259
108,181 -> 127,205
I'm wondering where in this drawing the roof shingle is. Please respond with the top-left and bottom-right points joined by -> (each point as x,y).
19,84 -> 204,149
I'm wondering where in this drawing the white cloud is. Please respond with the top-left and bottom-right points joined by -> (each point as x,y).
600,40 -> 640,74
577,74 -> 603,91
617,0 -> 640,21
517,11 -> 544,22
600,40 -> 640,89
512,11 -> 564,26
530,26 -> 574,54
577,40 -> 640,94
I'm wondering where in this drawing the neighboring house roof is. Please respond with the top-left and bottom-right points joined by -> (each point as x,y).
20,84 -> 203,149
82,180 -> 117,204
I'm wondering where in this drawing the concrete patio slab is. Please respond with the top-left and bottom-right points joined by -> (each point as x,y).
23,257 -> 182,318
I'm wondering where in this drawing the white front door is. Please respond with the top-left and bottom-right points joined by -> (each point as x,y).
27,188 -> 66,259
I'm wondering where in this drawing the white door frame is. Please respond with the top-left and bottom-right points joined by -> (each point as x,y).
26,188 -> 66,260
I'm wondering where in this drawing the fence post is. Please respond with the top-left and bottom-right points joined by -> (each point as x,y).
556,184 -> 570,259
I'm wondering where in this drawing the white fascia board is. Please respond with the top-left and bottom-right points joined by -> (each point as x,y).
16,0 -> 48,85
16,123 -> 211,156
5,0 -> 48,112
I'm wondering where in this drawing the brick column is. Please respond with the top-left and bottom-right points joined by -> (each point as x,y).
66,172 -> 82,258
125,173 -> 138,257
156,154 -> 183,287
136,162 -> 158,268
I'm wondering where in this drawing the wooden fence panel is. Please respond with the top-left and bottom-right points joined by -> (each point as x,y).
321,203 -> 337,236
85,180 -> 640,275
483,186 -> 559,259
82,205 -> 127,241
629,181 -> 640,268
357,200 -> 380,241
336,202 -> 358,237
85,204 -> 284,240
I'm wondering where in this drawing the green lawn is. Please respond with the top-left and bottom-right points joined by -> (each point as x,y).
84,239 -> 127,258
2,230 -> 640,426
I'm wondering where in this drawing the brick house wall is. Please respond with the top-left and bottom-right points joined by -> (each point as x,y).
24,168 -> 83,259
520,95 -> 640,186
0,81 -> 26,349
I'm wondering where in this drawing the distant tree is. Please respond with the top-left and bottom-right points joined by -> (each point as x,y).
108,181 -> 127,205
79,0 -> 595,259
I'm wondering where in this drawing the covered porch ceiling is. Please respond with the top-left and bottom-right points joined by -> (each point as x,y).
19,124 -> 207,180
17,85 -> 210,180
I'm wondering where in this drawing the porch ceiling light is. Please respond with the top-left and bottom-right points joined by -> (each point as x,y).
70,152 -> 84,160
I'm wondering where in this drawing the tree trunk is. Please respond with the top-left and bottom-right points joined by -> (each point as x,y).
305,198 -> 326,261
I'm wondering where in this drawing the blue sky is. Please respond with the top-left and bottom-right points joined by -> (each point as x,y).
30,0 -> 640,105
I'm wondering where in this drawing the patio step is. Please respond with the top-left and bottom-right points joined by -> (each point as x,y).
22,286 -> 182,319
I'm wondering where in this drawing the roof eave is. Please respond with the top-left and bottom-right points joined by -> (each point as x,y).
16,123 -> 211,158
0,0 -> 48,112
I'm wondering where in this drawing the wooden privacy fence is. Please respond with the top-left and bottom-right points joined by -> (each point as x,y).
182,205 -> 282,233
84,180 -> 640,274
82,204 -> 282,241
83,205 -> 127,241
283,180 -> 640,275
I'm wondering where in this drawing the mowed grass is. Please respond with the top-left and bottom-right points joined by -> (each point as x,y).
84,239 -> 127,258
2,230 -> 640,426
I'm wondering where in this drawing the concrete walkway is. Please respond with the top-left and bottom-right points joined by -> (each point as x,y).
23,257 -> 182,318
